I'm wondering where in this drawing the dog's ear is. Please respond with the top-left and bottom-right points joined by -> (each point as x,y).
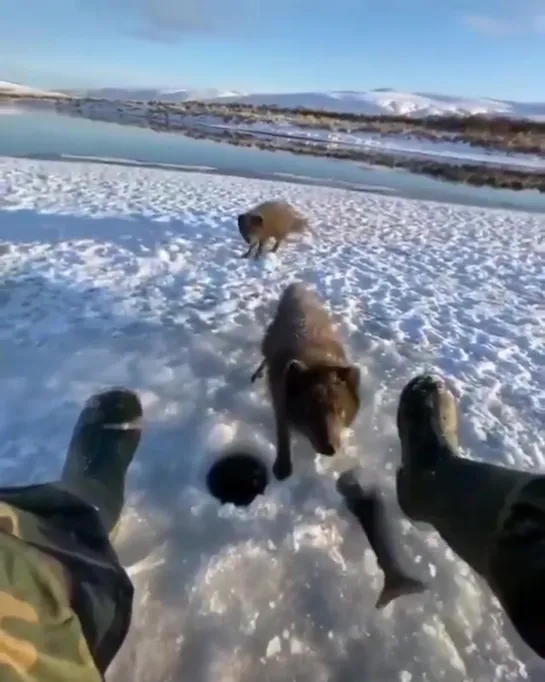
335,364 -> 360,393
282,359 -> 309,398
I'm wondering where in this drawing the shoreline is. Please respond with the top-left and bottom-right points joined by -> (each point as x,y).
164,122 -> 545,193
4,152 -> 545,216
3,151 -> 397,196
2,93 -> 545,195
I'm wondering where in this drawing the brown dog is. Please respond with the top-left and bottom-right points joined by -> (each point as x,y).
251,282 -> 361,481
237,200 -> 310,259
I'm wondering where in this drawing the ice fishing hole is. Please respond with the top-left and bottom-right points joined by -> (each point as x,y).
206,451 -> 269,507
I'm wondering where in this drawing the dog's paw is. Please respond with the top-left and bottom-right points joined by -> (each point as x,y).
272,459 -> 292,482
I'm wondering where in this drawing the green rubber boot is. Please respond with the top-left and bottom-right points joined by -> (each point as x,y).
60,388 -> 143,539
395,373 -> 545,658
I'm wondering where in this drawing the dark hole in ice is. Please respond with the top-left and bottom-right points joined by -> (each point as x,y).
206,452 -> 268,507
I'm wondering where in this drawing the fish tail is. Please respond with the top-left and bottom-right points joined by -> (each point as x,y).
375,573 -> 427,610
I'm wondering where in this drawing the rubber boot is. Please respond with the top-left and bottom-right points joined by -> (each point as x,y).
60,388 -> 143,538
395,373 -> 545,658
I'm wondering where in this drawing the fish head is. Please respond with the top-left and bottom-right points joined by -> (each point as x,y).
283,360 -> 361,456
238,212 -> 263,243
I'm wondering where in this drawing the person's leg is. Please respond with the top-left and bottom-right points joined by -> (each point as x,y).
60,388 -> 143,537
488,475 -> 545,658
395,373 -> 545,657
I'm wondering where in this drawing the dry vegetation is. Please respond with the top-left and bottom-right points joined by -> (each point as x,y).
150,100 -> 545,157
2,91 -> 544,193
167,124 -> 545,193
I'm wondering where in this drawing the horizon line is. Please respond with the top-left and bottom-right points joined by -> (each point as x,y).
1,78 -> 543,104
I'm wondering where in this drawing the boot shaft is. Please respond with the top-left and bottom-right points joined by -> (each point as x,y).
399,454 -> 533,578
60,390 -> 142,535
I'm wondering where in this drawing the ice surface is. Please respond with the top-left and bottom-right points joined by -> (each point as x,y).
1,156 -> 544,681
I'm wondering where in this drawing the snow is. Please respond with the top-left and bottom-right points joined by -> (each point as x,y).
1,156 -> 544,682
68,85 -> 545,121
216,89 -> 545,121
62,86 -> 245,103
0,80 -> 67,98
48,83 -> 545,120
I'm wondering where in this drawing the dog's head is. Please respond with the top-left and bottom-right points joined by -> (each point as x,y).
237,212 -> 263,244
282,359 -> 361,456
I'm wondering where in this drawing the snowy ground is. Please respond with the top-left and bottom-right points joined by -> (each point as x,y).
1,156 -> 545,682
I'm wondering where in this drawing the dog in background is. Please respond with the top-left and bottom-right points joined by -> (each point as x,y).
237,201 -> 311,259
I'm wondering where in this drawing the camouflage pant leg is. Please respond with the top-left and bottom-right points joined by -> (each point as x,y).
0,525 -> 102,681
0,484 -> 134,681
488,475 -> 545,658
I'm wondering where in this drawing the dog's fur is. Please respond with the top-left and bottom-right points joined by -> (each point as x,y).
251,282 -> 361,480
237,201 -> 310,259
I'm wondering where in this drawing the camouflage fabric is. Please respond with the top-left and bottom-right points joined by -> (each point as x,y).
0,482 -> 134,681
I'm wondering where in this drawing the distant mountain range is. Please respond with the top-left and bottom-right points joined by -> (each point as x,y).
225,90 -> 545,121
0,80 -> 68,98
2,80 -> 544,120
60,86 -> 245,104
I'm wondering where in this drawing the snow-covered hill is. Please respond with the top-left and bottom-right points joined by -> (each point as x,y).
215,89 -> 545,120
61,86 -> 244,103
0,80 -> 67,98
71,86 -> 545,120
2,79 -> 544,120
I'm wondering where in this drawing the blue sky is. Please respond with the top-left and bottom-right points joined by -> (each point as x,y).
1,0 -> 544,101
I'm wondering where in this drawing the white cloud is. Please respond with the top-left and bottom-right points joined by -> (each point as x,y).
84,0 -> 257,41
463,2 -> 545,36
87,0 -> 443,43
462,13 -> 518,36
533,13 -> 545,31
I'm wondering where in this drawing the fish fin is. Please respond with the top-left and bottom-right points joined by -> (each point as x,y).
375,574 -> 427,610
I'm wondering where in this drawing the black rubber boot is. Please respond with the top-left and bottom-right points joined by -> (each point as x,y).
488,476 -> 545,659
395,374 -> 460,525
397,373 -> 460,470
395,373 -> 545,658
60,388 -> 143,537
395,373 -> 532,575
